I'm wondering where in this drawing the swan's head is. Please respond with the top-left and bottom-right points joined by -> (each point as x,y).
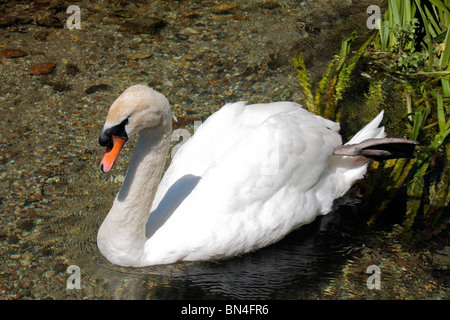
98,85 -> 171,173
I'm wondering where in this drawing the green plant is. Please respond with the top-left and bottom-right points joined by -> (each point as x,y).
293,0 -> 449,236
293,32 -> 374,121
375,1 -> 450,149
369,0 -> 450,234
378,0 -> 417,51
292,51 -> 315,112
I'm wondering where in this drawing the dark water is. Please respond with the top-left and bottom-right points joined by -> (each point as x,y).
67,199 -> 367,300
64,179 -> 447,300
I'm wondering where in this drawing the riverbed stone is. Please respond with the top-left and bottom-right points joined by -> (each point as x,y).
28,62 -> 56,75
0,48 -> 28,58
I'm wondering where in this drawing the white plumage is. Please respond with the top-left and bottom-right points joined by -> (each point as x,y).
96,85 -> 403,267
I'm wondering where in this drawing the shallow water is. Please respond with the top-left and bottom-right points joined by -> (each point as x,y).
0,0 -> 448,300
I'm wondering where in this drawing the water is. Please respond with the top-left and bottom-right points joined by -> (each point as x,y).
0,0 -> 448,300
62,200 -> 367,299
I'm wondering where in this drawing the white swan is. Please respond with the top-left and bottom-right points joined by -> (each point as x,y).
97,84 -> 417,267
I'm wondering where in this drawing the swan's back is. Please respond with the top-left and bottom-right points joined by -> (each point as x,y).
144,102 -> 343,264
155,101 -> 340,196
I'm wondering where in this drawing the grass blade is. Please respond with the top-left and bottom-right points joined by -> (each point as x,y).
429,0 -> 450,13
439,23 -> 450,69
437,91 -> 445,131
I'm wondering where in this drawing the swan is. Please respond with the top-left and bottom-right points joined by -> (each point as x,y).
97,84 -> 417,267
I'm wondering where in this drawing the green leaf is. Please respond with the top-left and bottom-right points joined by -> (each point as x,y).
429,0 -> 450,13
292,53 -> 315,112
437,91 -> 445,131
411,111 -> 423,140
439,24 -> 450,69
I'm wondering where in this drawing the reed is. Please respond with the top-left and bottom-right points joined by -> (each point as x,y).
371,0 -> 449,236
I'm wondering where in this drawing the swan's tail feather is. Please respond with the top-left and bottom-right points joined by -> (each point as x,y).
321,111 -> 419,210
334,138 -> 419,162
346,110 -> 386,145
334,110 -> 418,162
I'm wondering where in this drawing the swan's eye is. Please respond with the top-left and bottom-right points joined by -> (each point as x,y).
115,117 -> 129,135
99,117 -> 129,147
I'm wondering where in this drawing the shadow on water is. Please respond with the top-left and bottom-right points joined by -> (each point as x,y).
61,153 -> 446,300
74,198 -> 367,300
161,206 -> 364,300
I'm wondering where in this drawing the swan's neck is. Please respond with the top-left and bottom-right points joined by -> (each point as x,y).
98,124 -> 171,266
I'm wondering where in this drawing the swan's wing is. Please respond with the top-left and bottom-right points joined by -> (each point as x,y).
153,101 -> 342,211
152,101 -> 308,208
145,103 -> 342,261
152,102 -> 341,218
191,106 -> 342,211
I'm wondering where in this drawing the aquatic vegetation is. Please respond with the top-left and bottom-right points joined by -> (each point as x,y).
293,32 -> 375,121
371,0 -> 449,237
293,0 -> 449,237
373,0 -> 450,139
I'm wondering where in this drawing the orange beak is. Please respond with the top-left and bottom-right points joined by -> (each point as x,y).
100,135 -> 126,173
